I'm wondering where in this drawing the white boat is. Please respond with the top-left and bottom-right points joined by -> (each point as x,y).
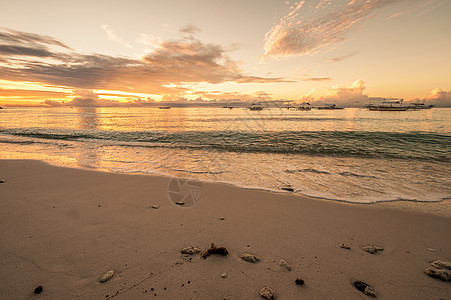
248,103 -> 263,111
366,98 -> 409,111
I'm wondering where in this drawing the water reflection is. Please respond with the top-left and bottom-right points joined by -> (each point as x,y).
76,107 -> 100,168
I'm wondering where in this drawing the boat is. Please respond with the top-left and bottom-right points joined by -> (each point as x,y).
159,106 -> 171,109
223,105 -> 234,109
297,102 -> 312,111
0,106 -> 3,109
248,103 -> 263,111
316,103 -> 343,110
409,102 -> 434,110
366,98 -> 409,111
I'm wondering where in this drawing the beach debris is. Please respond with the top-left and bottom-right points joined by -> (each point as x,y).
0,179 -> 6,183
430,260 -> 451,270
151,205 -> 160,209
340,243 -> 351,250
425,268 -> 451,282
362,245 -> 384,254
99,270 -> 114,283
181,246 -> 201,255
219,216 -> 225,220
240,253 -> 259,263
280,186 -> 294,192
34,285 -> 43,294
279,258 -> 291,271
175,202 -> 185,206
353,281 -> 376,297
259,286 -> 276,299
295,278 -> 304,286
175,261 -> 184,265
200,243 -> 228,259
221,273 -> 227,278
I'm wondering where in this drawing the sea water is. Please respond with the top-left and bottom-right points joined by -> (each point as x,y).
0,106 -> 450,204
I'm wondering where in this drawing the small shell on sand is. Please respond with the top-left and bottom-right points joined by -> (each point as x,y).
430,260 -> 451,270
259,286 -> 275,299
221,273 -> 227,278
219,217 -> 225,220
425,268 -> 451,282
362,245 -> 384,254
151,205 -> 160,209
99,270 -> 114,283
340,243 -> 351,249
240,253 -> 259,263
181,246 -> 201,255
279,258 -> 291,271
353,281 -> 376,297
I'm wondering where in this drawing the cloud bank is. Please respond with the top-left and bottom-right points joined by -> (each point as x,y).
0,27 -> 289,101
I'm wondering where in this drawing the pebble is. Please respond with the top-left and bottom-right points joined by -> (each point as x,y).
362,245 -> 384,254
219,217 -> 225,220
240,253 -> 259,263
175,202 -> 185,206
151,205 -> 160,209
0,179 -> 6,183
279,258 -> 291,271
353,281 -> 376,297
295,278 -> 304,286
340,243 -> 351,249
430,260 -> 451,270
425,268 -> 451,282
259,286 -> 275,299
221,273 -> 227,278
99,270 -> 114,283
181,246 -> 201,255
34,285 -> 43,294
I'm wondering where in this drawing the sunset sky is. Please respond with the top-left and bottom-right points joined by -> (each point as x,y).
1,0 -> 450,107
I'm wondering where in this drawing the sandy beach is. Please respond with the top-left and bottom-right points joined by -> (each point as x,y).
0,159 -> 450,299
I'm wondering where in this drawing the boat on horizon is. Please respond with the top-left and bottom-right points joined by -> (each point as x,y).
248,103 -> 264,111
297,102 -> 312,111
366,98 -> 409,111
409,102 -> 434,110
316,103 -> 344,110
159,106 -> 171,109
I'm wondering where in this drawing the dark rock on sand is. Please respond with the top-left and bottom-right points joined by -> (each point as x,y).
295,278 -> 304,286
34,285 -> 43,294
425,268 -> 451,282
175,202 -> 185,206
362,245 -> 384,254
0,179 -> 6,183
354,281 -> 376,297
200,243 -> 228,259
259,286 -> 276,299
181,246 -> 201,255
240,253 -> 259,263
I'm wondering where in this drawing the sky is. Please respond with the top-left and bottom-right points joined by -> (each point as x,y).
0,0 -> 450,107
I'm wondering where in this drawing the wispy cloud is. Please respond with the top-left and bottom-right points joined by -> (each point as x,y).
101,25 -> 132,48
326,51 -> 359,63
264,0 -> 404,57
179,24 -> 203,35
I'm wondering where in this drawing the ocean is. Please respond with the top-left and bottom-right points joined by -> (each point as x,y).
0,106 -> 450,204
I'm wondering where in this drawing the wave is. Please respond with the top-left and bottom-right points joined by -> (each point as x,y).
0,128 -> 450,162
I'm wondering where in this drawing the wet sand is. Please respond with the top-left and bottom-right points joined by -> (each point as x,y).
0,159 -> 450,299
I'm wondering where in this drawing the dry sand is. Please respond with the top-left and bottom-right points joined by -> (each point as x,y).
0,159 -> 450,299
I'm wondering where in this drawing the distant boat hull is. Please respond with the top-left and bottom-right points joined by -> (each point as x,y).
159,106 -> 171,109
368,106 -> 409,111
249,106 -> 263,111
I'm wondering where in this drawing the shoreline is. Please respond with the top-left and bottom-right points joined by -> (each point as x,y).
1,159 -> 450,299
